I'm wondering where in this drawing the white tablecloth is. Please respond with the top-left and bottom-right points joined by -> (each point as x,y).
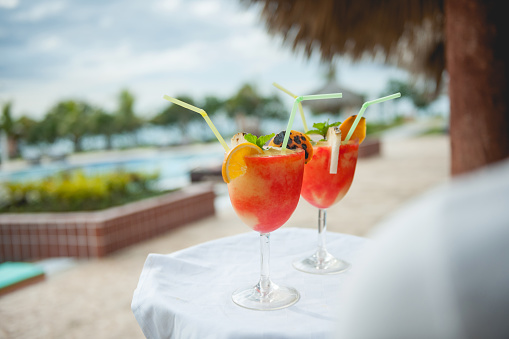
131,227 -> 369,339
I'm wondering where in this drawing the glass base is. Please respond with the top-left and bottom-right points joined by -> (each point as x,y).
232,282 -> 300,311
293,251 -> 351,275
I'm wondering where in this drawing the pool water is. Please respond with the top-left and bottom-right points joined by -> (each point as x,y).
0,144 -> 226,191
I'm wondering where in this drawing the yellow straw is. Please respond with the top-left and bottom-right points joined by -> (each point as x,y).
163,95 -> 230,152
272,82 -> 309,132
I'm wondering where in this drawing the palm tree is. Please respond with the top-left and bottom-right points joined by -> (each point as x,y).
92,109 -> 117,150
115,90 -> 142,142
224,83 -> 286,134
45,100 -> 94,152
15,115 -> 40,146
384,79 -> 434,113
1,101 -> 19,158
38,112 -> 60,147
201,95 -> 224,116
152,95 -> 200,143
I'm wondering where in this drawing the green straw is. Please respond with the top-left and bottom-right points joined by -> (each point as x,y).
344,93 -> 402,143
272,82 -> 309,132
301,93 -> 345,101
163,95 -> 230,152
281,93 -> 343,151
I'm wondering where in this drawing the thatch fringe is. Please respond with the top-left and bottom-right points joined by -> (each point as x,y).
242,0 -> 445,96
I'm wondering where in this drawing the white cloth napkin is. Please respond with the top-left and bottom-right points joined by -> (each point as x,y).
131,228 -> 368,339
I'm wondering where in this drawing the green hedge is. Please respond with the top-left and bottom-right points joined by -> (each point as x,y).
365,117 -> 405,136
0,170 -> 168,213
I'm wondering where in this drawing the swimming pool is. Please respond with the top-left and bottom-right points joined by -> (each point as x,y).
0,144 -> 226,191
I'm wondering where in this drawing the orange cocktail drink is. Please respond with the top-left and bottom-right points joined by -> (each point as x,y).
226,145 -> 305,310
293,136 -> 360,275
301,141 -> 359,209
228,148 -> 305,233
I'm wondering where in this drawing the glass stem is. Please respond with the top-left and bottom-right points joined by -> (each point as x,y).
317,209 -> 328,261
258,232 -> 272,297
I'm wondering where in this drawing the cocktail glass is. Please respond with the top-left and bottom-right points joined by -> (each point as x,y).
228,148 -> 305,310
293,140 -> 359,274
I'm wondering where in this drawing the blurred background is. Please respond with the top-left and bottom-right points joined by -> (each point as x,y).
0,0 -> 447,164
4,0 -> 506,338
0,0 -> 450,215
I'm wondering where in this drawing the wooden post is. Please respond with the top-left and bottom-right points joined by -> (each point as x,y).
445,0 -> 509,175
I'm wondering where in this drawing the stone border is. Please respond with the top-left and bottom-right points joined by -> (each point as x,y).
0,183 -> 216,262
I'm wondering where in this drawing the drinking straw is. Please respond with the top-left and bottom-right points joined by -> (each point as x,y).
163,95 -> 230,152
344,93 -> 402,143
272,82 -> 309,132
281,93 -> 343,151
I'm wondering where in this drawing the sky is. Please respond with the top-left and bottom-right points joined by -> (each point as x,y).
0,0 -> 410,120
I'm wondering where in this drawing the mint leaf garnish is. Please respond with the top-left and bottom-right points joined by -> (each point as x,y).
244,133 -> 257,144
245,133 -> 275,149
306,119 -> 341,139
258,134 -> 275,147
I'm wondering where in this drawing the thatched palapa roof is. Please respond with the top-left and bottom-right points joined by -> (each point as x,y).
243,0 -> 445,96
302,66 -> 364,114
304,79 -> 364,114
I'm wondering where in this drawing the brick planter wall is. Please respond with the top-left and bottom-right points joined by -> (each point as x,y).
0,183 -> 215,262
358,138 -> 381,158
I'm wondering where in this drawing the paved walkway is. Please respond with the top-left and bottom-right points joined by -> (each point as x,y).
0,134 -> 450,339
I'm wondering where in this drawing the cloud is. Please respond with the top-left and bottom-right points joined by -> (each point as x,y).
152,0 -> 182,13
63,40 -> 213,85
0,0 -> 19,9
189,0 -> 221,18
0,0 -> 402,120
189,0 -> 258,27
12,1 -> 67,22
30,35 -> 63,52
98,16 -> 114,29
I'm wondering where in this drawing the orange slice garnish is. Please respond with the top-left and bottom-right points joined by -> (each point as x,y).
221,143 -> 263,183
339,115 -> 366,144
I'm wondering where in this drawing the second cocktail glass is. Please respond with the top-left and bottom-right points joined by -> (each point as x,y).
270,85 -> 400,275
228,148 -> 305,310
293,140 -> 359,274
